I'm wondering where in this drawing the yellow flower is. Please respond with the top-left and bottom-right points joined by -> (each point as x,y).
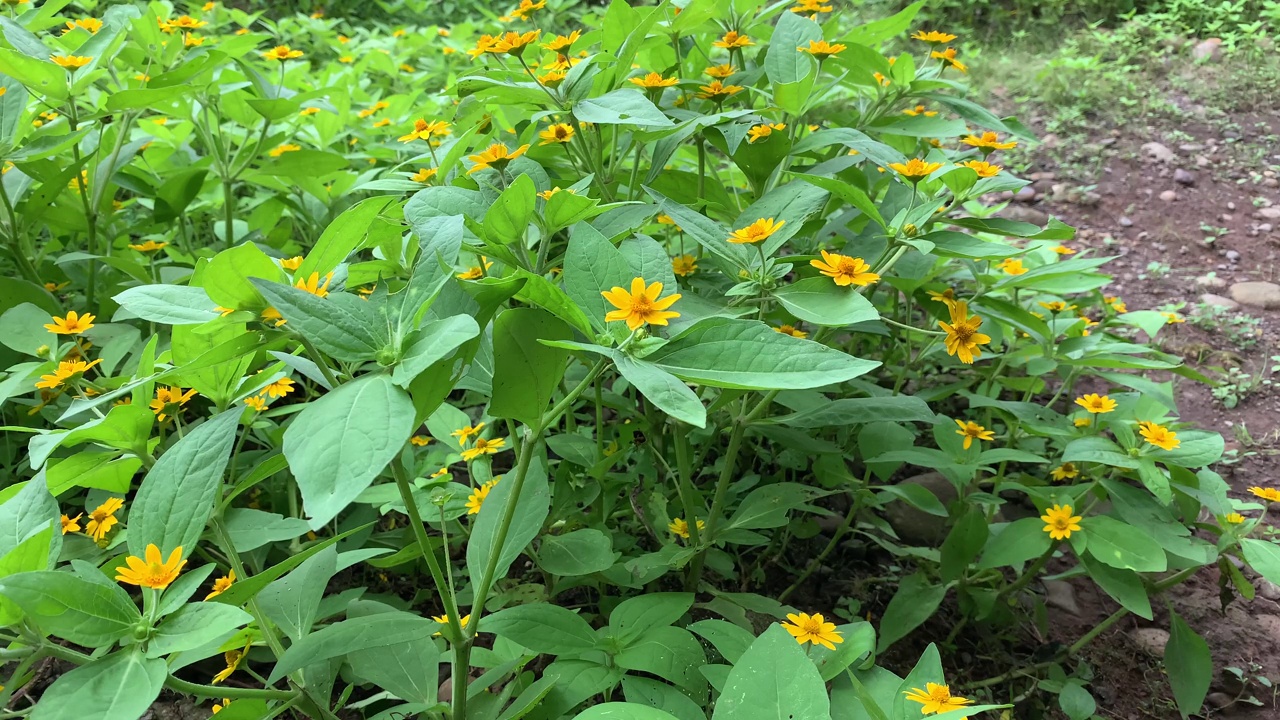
1074,393 -> 1116,414
780,612 -> 843,650
888,158 -> 942,181
810,250 -> 880,287
657,214 -> 681,229
697,80 -> 743,101
912,30 -> 958,44
1224,513 -> 1245,525
1250,487 -> 1280,503
399,63 -> 416,73
873,72 -> 890,86
791,0 -> 833,13
50,55 -> 92,69
457,257 -> 494,280
212,642 -> 250,684
116,544 -> 185,590
542,30 -> 581,52
1139,421 -> 1180,451
466,479 -> 499,514
931,47 -> 967,73
797,40 -> 846,60
954,419 -> 994,449
747,123 -> 786,143
962,131 -> 1016,150
212,699 -> 230,714
261,377 -> 296,398
1158,311 -> 1184,324
467,143 -> 530,174
671,254 -> 698,277
184,33 -> 204,47
452,423 -> 486,444
60,513 -> 82,535
904,683 -> 973,714
713,30 -> 754,49
538,69 -> 567,86
411,167 -> 438,184
491,29 -> 541,56
410,435 -> 432,447
962,160 -> 1001,177
262,45 -> 304,61
339,55 -> 354,63
295,272 -> 333,298
1073,417 -> 1092,428
150,386 -> 197,421
704,64 -> 736,79
539,123 -> 575,145
729,217 -> 785,244
45,310 -> 95,335
244,396 -> 267,412
927,288 -> 957,307
998,258 -> 1027,275
1038,300 -> 1076,313
398,118 -> 451,143
510,0 -> 547,20
85,497 -> 123,542
630,72 -> 679,88
269,143 -> 301,157
938,301 -> 991,364
437,28 -> 450,37
1050,463 -> 1079,481
63,18 -> 103,34
35,358 -> 101,390
668,517 -> 705,539
430,468 -> 449,478
902,104 -> 938,117
1041,504 -> 1083,541
167,15 -> 206,31
431,613 -> 471,634
1106,295 -> 1127,313
1052,245 -> 1076,255
205,570 -> 236,600
602,277 -> 682,330
461,437 -> 506,462
129,240 -> 169,252
774,324 -> 807,339
279,256 -> 303,271
373,117 -> 392,127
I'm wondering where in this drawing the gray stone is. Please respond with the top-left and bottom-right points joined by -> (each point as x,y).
1133,627 -> 1170,656
1260,223 -> 1273,233
1226,250 -> 1241,262
1255,207 -> 1280,219
1043,580 -> 1081,616
998,205 -> 1049,226
883,472 -> 955,546
1205,692 -> 1234,711
1119,216 -> 1134,227
1260,580 -> 1280,600
1014,186 -> 1037,203
1192,38 -> 1223,61
1179,143 -> 1205,152
1228,201 -> 1237,210
1141,142 -> 1175,163
1195,274 -> 1226,289
1230,281 -> 1280,309
1200,293 -> 1240,310
1159,190 -> 1177,202
1174,168 -> 1197,186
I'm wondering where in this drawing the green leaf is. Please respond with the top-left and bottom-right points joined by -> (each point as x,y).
1085,516 -> 1167,573
348,636 -> 440,706
31,651 -> 165,720
811,622 -> 875,682
222,508 -> 309,551
545,189 -> 606,234
485,174 -> 536,245
796,174 -> 886,229
210,523 -> 373,607
490,308 -> 572,426
766,11 -> 821,87
148,602 -> 253,657
46,451 -> 140,495
876,573 -> 946,652
257,546 -> 337,641
610,593 -> 694,644
260,150 -> 348,178
253,279 -> 387,363
1080,555 -> 1153,620
1059,683 -> 1097,720
1157,430 -> 1224,468
940,509 -> 988,583
481,602 -> 599,654
726,483 -> 821,530
113,285 -> 221,325
1241,538 -> 1280,586
538,529 -> 619,576
393,315 -> 480,388
645,187 -> 752,270
644,318 -> 878,390
1166,611 -> 1211,718
0,480 -> 59,559
267,612 -> 436,683
0,571 -> 140,646
920,231 -> 1015,260
841,0 -> 923,45
1062,436 -> 1138,469
0,527 -> 52,625
200,242 -> 287,310
614,354 -> 706,428
284,374 -> 416,529
712,624 -> 831,720
129,410 -> 240,561
688,619 -> 756,664
562,222 -> 635,333
774,396 -> 936,427
153,168 -> 207,223
468,456 -> 550,589
575,89 -> 672,128
773,277 -> 880,327
616,626 -> 707,699
298,196 -> 401,279
621,676 -> 705,720
572,704 -> 682,720
977,518 -> 1052,569
0,48 -> 66,100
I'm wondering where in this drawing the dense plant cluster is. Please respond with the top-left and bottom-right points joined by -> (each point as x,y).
0,2 -> 1273,720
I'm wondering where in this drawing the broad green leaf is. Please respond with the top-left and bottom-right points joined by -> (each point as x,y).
284,374 -> 415,529
876,573 -> 945,652
726,484 -> 820,530
712,624 -> 830,720
764,11 -> 821,86
210,523 -> 373,607
545,189 -> 606,234
0,48 -> 66,101
147,602 -> 253,657
773,396 -> 936,427
253,279 -> 387,363
348,636 -> 440,706
773,278 -> 880,327
977,518 -> 1052,569
481,602 -> 599,654
484,174 -> 536,245
46,451 -> 140,495
31,652 -> 165,720
490,308 -> 572,426
112,285 -> 220,325
511,269 -> 594,337
267,612 -> 436,682
610,593 -> 694,644
222,508 -> 309,551
1166,611 -> 1211,718
688,619 -> 756,664
129,410 -> 240,561
575,89 -> 672,128
616,626 -> 707,699
538,529 -> 619,576
1062,436 -> 1138,469
171,322 -> 255,406
468,456 -> 550,590
1085,516 -> 1167,573
200,242 -> 287,310
1241,538 -> 1280,586
1059,683 -> 1097,720
0,527 -> 52,625
644,318 -> 878,390
257,546 -> 338,641
0,571 -> 140,646
810,622 -> 875,682
573,704 -> 681,720
621,676 -> 705,720
0,479 -> 59,559
1080,555 -> 1152,620
940,509 -> 988,583
614,354 -> 705,428
645,187 -> 752,270
392,314 -> 480,388
562,222 -> 635,333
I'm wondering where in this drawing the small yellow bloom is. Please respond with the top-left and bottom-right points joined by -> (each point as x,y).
466,479 -> 499,514
491,29 -> 541,56
212,642 -> 250,684
780,612 -> 842,650
295,272 -> 333,298
704,64 -> 736,79
912,30 -> 958,44
998,258 -> 1027,275
602,277 -> 681,330
1250,487 -> 1280,503
212,699 -> 230,714
774,324 -> 807,339
797,40 -> 845,60
539,123 -> 575,145
747,123 -> 786,143
954,419 -> 994,449
671,254 -> 698,277
467,143 -> 530,174
1041,504 -> 1082,541
457,257 -> 494,280
962,159 -> 1001,177
85,497 -> 123,542
50,55 -> 92,69
729,217 -> 785,244
411,167 -> 438,184
63,18 -> 103,34
373,118 -> 392,127
542,30 -> 581,52
279,256 -> 303,271
697,80 -> 743,101
452,423 -> 486,444
1073,417 -> 1092,428
261,377 -> 296,398
35,358 -> 101,390
1139,421 -> 1180,451
244,396 -> 267,412
205,570 -> 236,600
902,104 -> 938,117
1074,393 -> 1116,414
873,72 -> 890,86
931,46 -> 967,73
713,30 -> 754,49
262,45 -> 304,61
129,240 -> 169,253
183,33 -> 204,47
1052,245 -> 1076,255
45,311 -> 95,335
150,386 -> 197,422
339,55 -> 354,63
1224,513 -> 1245,525
431,613 -> 471,634
1038,300 -> 1076,313
269,143 -> 301,158
461,437 -> 506,462
810,250 -> 879,287
939,302 -> 990,364
962,131 -> 1016,150
510,0 -> 547,20
398,118 -> 451,143
1050,462 -> 1078,481
668,517 -> 705,539
116,544 -> 185,590
60,513 -> 82,535
791,0 -> 833,13
904,683 -> 973,714
889,158 -> 942,181
411,435 -> 432,447
538,69 -> 567,86
630,72 -> 678,88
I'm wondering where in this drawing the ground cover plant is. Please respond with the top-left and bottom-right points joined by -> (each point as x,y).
0,1 -> 1274,719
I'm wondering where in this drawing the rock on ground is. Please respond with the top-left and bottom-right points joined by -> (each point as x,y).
1229,281 -> 1280,309
883,472 -> 955,546
1132,627 -> 1170,657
